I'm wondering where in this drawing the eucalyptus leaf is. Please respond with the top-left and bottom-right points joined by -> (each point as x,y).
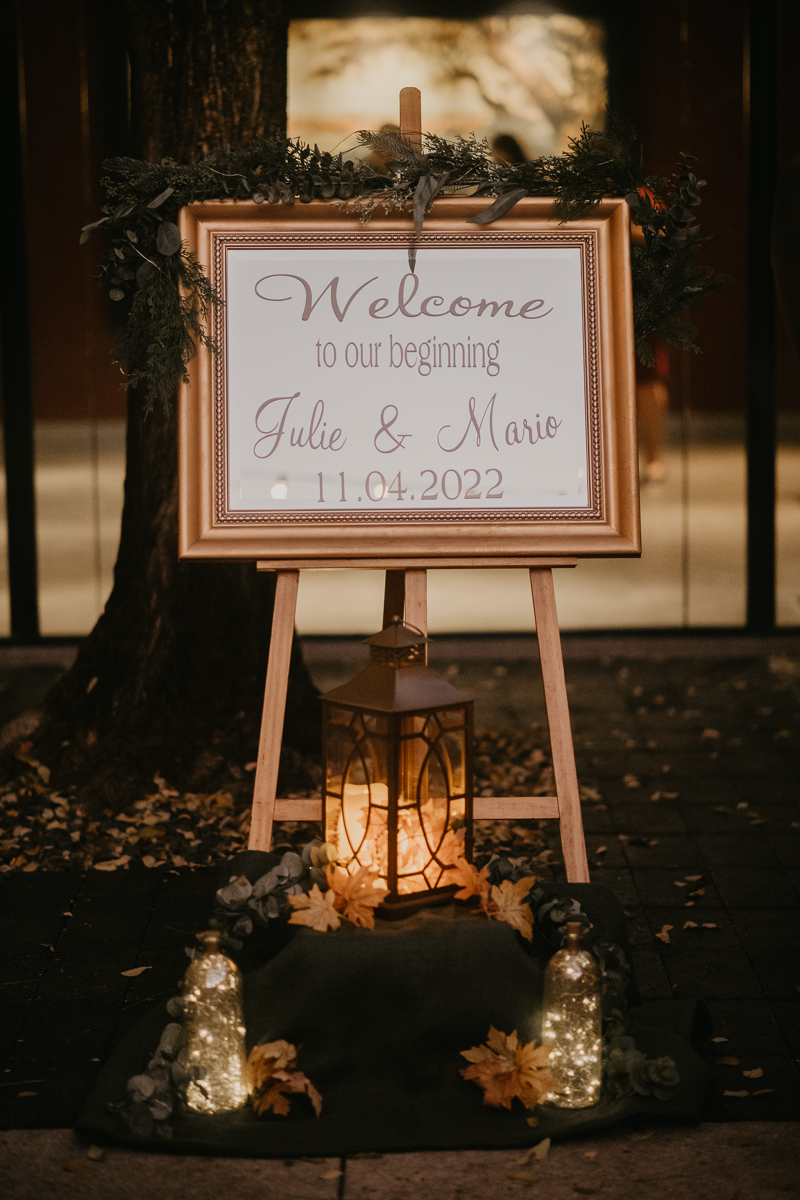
157,1022 -> 182,1058
217,874 -> 253,907
165,995 -> 184,1018
156,222 -> 181,256
251,868 -> 280,897
276,851 -> 304,884
147,186 -> 174,209
127,1073 -> 155,1102
467,187 -> 528,225
80,216 -> 109,245
136,261 -> 157,288
109,288 -> 125,301
412,172 -> 450,236
148,1096 -> 173,1122
127,1103 -> 154,1139
232,913 -> 253,937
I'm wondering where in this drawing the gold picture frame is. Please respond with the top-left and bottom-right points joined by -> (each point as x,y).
178,196 -> 639,562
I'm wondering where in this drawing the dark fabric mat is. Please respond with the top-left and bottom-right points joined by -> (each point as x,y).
76,883 -> 713,1157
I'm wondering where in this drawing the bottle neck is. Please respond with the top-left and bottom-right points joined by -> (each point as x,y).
198,930 -> 221,956
564,921 -> 583,950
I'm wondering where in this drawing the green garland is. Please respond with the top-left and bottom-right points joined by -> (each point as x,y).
84,114 -> 732,411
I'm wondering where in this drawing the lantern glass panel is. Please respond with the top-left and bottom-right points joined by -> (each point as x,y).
326,667 -> 472,902
326,709 -> 391,877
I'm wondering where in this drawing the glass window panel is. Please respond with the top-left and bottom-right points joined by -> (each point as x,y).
439,728 -> 466,793
289,15 -> 607,159
0,427 -> 9,635
325,721 -> 354,787
777,411 -> 800,625
34,419 -> 125,635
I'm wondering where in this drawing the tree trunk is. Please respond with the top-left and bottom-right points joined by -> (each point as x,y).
29,0 -> 320,812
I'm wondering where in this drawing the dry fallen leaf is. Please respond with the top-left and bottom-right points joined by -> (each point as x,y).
685,874 -> 703,882
753,1089 -> 775,1095
62,1161 -> 90,1175
723,1090 -> 749,1098
507,1169 -> 537,1184
86,1146 -> 104,1162
711,1037 -> 728,1043
447,856 -> 490,902
319,1170 -> 343,1180
716,1056 -> 740,1066
461,1027 -> 557,1112
247,1040 -> 322,1118
655,924 -> 673,943
120,966 -> 151,977
517,1138 -> 550,1164
684,921 -> 698,929
327,865 -> 387,930
673,880 -> 687,887
702,923 -> 719,930
288,885 -> 341,932
485,877 -> 537,941
701,729 -> 720,739
743,1068 -> 763,1079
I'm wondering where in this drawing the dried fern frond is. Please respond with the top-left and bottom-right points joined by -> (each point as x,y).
355,129 -> 423,166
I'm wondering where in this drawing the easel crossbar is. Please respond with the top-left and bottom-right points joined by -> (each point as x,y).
272,796 -> 561,822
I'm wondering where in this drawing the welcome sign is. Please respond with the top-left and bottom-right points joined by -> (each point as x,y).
179,198 -> 639,561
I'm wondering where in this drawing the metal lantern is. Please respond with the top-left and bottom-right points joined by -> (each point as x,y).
322,620 -> 474,916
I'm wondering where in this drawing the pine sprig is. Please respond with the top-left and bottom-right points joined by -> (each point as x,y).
84,121 -> 731,410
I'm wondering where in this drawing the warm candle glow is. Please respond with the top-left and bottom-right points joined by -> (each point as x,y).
336,778 -> 458,894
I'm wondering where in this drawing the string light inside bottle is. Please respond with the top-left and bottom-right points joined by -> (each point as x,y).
542,920 -> 602,1108
180,930 -> 249,1114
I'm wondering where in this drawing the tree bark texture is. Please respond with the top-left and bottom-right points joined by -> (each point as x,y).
29,0 -> 321,811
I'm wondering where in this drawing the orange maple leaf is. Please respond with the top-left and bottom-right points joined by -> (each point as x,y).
438,826 -> 466,865
327,865 -> 387,930
247,1041 -> 323,1118
460,1027 -> 557,1111
288,884 -> 341,932
447,856 -> 491,902
484,876 -> 537,941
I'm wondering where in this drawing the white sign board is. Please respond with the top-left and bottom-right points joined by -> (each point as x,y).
225,247 -> 588,516
179,198 -> 638,560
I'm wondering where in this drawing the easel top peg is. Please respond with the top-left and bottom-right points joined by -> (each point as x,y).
400,87 -> 422,152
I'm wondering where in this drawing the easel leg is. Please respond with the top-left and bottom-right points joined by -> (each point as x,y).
530,568 -> 589,883
249,570 -> 300,852
382,568 -> 428,637
404,569 -> 428,636
383,569 -> 406,626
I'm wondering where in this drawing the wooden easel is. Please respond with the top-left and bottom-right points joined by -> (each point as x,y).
245,90 -> 589,883
249,558 -> 589,883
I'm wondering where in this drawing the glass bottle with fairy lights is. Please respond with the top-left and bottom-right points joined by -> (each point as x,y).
179,930 -> 249,1114
321,620 -> 474,917
542,920 -> 602,1108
